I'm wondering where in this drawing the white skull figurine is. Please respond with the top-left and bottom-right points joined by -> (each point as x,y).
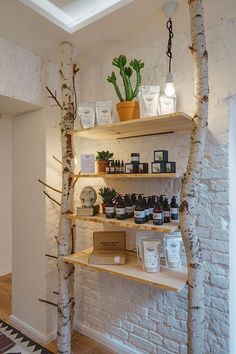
80,186 -> 97,207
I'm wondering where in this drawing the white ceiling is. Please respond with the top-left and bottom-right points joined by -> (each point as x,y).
0,0 -> 236,67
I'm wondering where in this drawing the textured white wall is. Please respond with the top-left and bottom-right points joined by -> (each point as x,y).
0,115 -> 12,276
0,37 -> 42,106
229,95 -> 236,354
45,14 -> 236,354
12,109 -> 48,337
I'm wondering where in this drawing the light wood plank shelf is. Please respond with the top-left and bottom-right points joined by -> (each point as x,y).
63,248 -> 187,291
72,112 -> 192,140
74,173 -> 178,179
67,213 -> 179,233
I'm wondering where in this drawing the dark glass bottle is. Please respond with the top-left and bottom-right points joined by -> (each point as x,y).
105,160 -> 110,174
105,197 -> 115,219
131,194 -> 137,209
110,160 -> 115,174
170,196 -> 179,220
115,195 -> 126,220
114,160 -> 118,174
159,195 -> 166,207
142,197 -> 150,222
159,195 -> 166,222
121,160 -> 125,174
163,198 -> 171,223
124,194 -> 134,218
116,160 -> 120,173
134,199 -> 145,224
153,200 -> 163,225
148,196 -> 155,220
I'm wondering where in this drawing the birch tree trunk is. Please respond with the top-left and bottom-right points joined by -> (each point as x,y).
57,42 -> 75,354
179,1 -> 208,353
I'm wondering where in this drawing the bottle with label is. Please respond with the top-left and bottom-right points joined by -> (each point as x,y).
117,160 -> 121,174
170,196 -> 179,220
163,198 -> 171,223
121,160 -> 125,174
114,160 -> 118,174
159,195 -> 166,222
159,195 -> 166,207
115,195 -> 126,220
134,199 -> 145,224
131,153 -> 140,163
131,193 -> 137,209
138,194 -> 143,201
124,194 -> 134,218
110,160 -> 115,174
148,196 -> 155,220
105,197 -> 115,219
105,161 -> 110,174
153,200 -> 163,225
142,197 -> 150,222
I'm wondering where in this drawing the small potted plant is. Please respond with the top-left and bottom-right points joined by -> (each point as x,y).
96,150 -> 113,173
99,187 -> 118,213
107,54 -> 144,122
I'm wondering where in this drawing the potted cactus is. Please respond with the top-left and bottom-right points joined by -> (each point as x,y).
96,150 -> 113,173
107,55 -> 144,122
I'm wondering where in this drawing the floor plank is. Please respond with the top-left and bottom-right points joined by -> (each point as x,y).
0,274 -> 115,353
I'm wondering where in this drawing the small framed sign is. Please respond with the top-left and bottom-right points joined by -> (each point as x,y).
154,150 -> 168,162
152,162 -> 166,173
125,163 -> 133,174
138,163 -> 148,173
165,162 -> 176,173
80,154 -> 95,174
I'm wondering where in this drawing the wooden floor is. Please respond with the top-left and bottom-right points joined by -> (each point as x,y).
0,274 -> 115,354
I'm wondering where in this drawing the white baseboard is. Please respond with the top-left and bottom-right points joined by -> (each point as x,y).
9,316 -> 139,353
0,268 -> 12,276
9,315 -> 56,345
75,322 -> 140,354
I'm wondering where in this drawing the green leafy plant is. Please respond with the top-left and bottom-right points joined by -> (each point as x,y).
96,151 -> 114,161
98,187 -> 118,204
107,55 -> 144,102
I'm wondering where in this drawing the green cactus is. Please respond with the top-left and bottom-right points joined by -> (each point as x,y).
130,59 -> 145,98
107,72 -> 124,102
107,55 -> 144,102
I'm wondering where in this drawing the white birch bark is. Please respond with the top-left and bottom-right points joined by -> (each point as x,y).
57,42 -> 75,354
180,1 -> 208,353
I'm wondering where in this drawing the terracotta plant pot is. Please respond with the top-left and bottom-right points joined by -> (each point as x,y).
116,101 -> 140,122
96,160 -> 106,173
101,203 -> 106,214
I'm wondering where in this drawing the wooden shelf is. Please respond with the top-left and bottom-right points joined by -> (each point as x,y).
68,213 -> 179,233
72,112 -> 192,140
63,248 -> 187,291
74,173 -> 178,179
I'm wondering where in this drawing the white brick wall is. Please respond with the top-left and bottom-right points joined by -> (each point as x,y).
44,15 -> 236,354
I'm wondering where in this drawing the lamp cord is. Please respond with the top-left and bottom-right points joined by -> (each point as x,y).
166,18 -> 174,74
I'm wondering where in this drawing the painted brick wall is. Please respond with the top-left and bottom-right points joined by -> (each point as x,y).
45,16 -> 236,353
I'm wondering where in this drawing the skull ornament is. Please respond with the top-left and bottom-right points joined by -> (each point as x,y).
80,186 -> 97,207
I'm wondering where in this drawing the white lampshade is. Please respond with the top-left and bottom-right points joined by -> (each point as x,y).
165,82 -> 176,97
162,0 -> 179,18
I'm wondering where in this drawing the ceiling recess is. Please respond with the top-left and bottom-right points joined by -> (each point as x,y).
19,0 -> 134,33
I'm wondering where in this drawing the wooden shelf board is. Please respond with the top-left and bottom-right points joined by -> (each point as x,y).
67,213 -> 179,233
72,112 -> 192,140
63,248 -> 187,291
74,173 -> 178,179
